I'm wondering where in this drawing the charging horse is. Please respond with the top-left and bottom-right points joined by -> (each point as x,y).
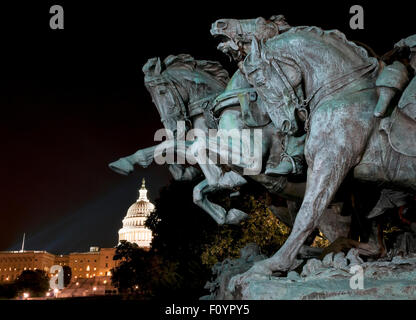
217,26 -> 416,290
109,54 -> 252,225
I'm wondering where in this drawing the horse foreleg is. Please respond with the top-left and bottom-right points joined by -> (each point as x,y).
267,159 -> 351,270
193,179 -> 227,225
109,139 -> 181,175
229,148 -> 355,293
168,164 -> 201,181
109,145 -> 158,175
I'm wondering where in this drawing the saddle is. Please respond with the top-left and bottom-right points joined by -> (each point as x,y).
383,76 -> 416,157
213,70 -> 271,128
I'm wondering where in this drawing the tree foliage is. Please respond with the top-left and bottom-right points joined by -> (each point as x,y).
111,241 -> 181,299
63,265 -> 72,287
112,179 -> 291,299
15,270 -> 49,297
0,283 -> 18,299
201,194 -> 290,266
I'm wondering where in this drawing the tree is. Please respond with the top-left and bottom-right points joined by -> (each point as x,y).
111,241 -> 181,299
15,270 -> 49,297
0,283 -> 18,299
145,179 -> 219,298
201,188 -> 290,266
63,265 -> 72,287
112,179 -> 292,299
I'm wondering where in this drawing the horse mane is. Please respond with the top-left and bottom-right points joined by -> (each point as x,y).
163,54 -> 230,86
286,26 -> 377,65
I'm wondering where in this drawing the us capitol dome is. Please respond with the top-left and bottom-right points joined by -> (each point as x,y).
118,178 -> 154,248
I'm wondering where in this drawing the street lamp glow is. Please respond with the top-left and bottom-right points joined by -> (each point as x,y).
23,292 -> 29,299
93,287 -> 97,291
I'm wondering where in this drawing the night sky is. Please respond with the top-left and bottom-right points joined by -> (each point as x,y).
0,1 -> 413,253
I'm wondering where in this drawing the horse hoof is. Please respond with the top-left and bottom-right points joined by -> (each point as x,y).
219,171 -> 247,189
226,209 -> 249,225
108,158 -> 133,175
228,261 -> 272,293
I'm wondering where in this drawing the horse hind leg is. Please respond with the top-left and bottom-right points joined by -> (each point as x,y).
193,179 -> 249,225
193,179 -> 227,225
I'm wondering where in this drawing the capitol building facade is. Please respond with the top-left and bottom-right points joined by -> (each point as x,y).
0,178 -> 156,298
118,178 -> 154,248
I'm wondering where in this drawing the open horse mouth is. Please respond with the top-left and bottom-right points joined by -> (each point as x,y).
212,34 -> 237,51
211,34 -> 245,61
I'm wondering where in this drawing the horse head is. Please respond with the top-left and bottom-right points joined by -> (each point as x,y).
143,54 -> 229,134
395,34 -> 416,71
210,15 -> 290,62
240,37 -> 301,135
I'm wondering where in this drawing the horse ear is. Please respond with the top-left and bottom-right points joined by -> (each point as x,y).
154,57 -> 162,75
143,57 -> 162,77
250,36 -> 261,62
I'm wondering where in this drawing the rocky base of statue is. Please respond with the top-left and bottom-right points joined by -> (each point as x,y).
201,235 -> 416,300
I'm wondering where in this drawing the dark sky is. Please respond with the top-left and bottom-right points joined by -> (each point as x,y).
0,1 -> 413,253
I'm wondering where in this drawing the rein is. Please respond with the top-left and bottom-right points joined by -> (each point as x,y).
268,58 -> 378,131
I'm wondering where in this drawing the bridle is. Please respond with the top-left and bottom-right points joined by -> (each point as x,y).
146,71 -> 223,130
244,42 -> 378,133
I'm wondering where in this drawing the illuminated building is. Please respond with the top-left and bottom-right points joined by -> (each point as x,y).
118,178 -> 154,248
68,247 -> 116,279
0,179 -> 154,293
0,250 -> 55,282
0,247 -> 116,283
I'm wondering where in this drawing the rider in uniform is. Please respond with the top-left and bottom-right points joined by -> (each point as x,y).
374,34 -> 416,118
367,34 -> 416,220
269,34 -> 416,177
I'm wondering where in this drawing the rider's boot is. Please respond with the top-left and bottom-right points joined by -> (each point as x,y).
265,134 -> 306,176
374,60 -> 409,117
374,87 -> 396,117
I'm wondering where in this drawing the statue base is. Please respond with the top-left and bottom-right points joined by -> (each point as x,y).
202,240 -> 416,300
